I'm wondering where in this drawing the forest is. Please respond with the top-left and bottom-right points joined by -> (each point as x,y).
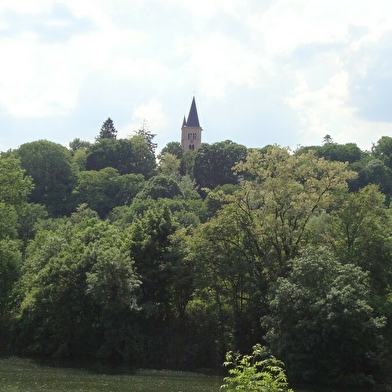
1,118 -> 392,388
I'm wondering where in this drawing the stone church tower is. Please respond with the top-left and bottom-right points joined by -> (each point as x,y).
181,96 -> 202,151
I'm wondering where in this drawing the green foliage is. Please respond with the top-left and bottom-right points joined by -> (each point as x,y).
125,205 -> 198,365
263,246 -> 385,386
135,175 -> 183,200
85,138 -> 131,173
0,155 -> 33,208
296,142 -> 363,164
307,184 -> 392,298
0,239 -> 22,315
221,344 -> 293,392
0,202 -> 18,240
181,149 -> 196,176
348,157 -> 392,195
372,136 -> 392,169
16,203 -> 48,250
190,197 -> 265,352
129,134 -> 157,178
72,147 -> 88,171
85,136 -> 156,178
193,140 -> 247,192
110,196 -> 205,230
69,138 -> 91,152
4,134 -> 392,384
134,122 -> 157,155
128,206 -> 179,312
159,153 -> 181,180
234,146 -> 356,270
14,207 -> 140,359
159,141 -> 183,160
97,117 -> 117,140
15,140 -> 77,216
74,167 -> 145,217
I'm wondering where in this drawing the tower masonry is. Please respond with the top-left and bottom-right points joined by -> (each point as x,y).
181,97 -> 202,151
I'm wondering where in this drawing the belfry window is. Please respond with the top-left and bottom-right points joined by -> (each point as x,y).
188,133 -> 197,140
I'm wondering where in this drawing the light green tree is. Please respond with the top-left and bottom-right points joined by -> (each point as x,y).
159,152 -> 181,180
221,344 -> 293,392
0,155 -> 33,208
15,206 -> 140,359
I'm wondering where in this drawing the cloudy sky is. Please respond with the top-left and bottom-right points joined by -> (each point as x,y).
1,0 -> 392,153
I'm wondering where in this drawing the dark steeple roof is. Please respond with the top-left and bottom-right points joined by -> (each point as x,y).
186,96 -> 200,127
182,116 -> 187,127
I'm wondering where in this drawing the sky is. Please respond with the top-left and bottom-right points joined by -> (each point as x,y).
1,0 -> 392,153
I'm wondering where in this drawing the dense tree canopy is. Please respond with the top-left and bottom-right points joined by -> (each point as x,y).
193,140 -> 247,191
85,136 -> 156,178
263,246 -> 385,386
0,155 -> 33,208
74,167 -> 145,218
15,206 -> 140,359
3,135 -> 392,387
15,140 -> 77,216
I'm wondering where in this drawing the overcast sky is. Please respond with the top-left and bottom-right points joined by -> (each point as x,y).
1,0 -> 392,153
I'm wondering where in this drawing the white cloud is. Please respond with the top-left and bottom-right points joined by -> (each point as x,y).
180,32 -> 270,99
286,70 -> 352,142
119,99 -> 168,139
2,0 -> 392,152
178,0 -> 243,19
0,2 -> 146,117
249,0 -> 392,56
0,33 -> 79,116
286,68 -> 392,149
1,0 -> 50,14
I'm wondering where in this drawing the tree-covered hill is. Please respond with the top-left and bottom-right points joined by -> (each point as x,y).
2,132 -> 392,388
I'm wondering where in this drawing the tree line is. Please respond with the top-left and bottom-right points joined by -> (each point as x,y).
1,119 -> 392,388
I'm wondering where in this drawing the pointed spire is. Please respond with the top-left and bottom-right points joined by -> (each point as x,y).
182,116 -> 187,127
186,96 -> 200,127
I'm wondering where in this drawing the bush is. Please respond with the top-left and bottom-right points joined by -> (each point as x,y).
221,344 -> 293,392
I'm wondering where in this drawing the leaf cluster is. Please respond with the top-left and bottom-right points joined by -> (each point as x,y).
221,344 -> 293,392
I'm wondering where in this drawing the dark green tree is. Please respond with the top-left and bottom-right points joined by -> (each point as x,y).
15,140 -> 77,216
0,239 -> 22,316
181,149 -> 196,176
128,206 -> 177,314
126,206 -> 196,365
129,135 -> 157,178
85,137 -> 156,178
193,140 -> 247,192
135,175 -> 183,200
74,167 -> 145,218
0,155 -> 32,318
159,141 -> 183,160
134,121 -> 157,155
296,142 -> 363,164
372,136 -> 392,169
263,246 -> 385,386
85,138 -> 124,172
0,155 -> 33,208
306,184 -> 392,320
69,138 -> 91,152
190,198 -> 265,353
97,117 -> 117,140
